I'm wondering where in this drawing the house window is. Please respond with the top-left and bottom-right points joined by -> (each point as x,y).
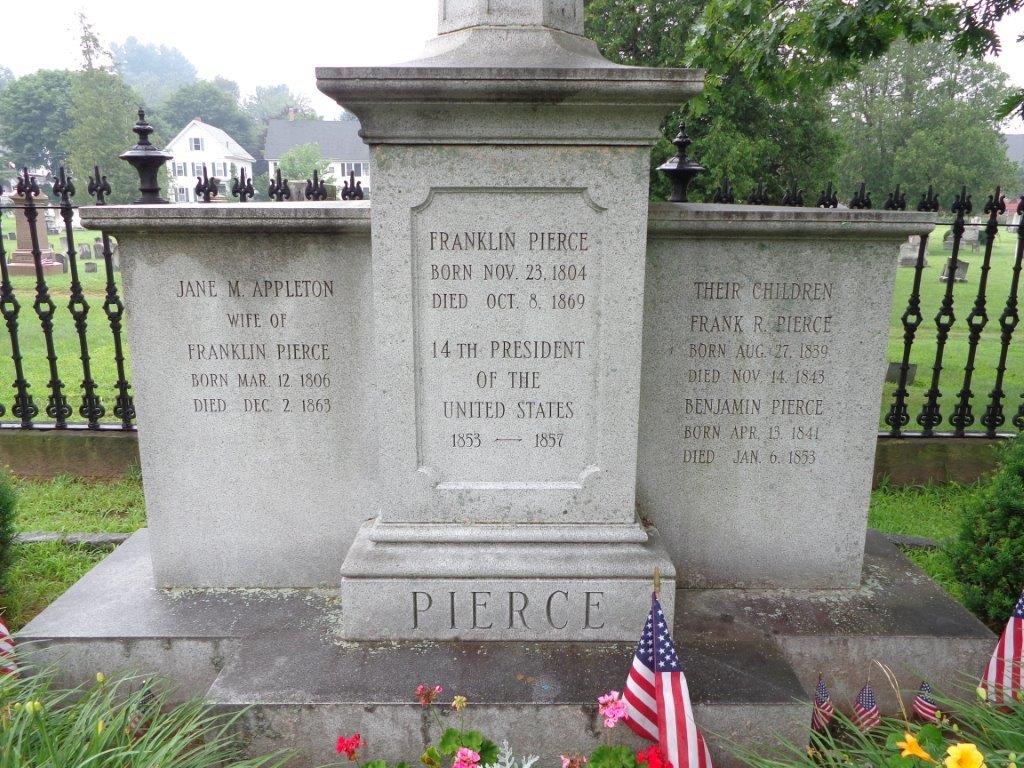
177,187 -> 189,203
171,163 -> 186,177
190,137 -> 204,151
211,162 -> 226,177
342,162 -> 365,178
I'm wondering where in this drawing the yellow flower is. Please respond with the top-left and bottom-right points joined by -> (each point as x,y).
96,719 -> 105,734
451,695 -> 468,711
896,732 -> 933,762
977,687 -> 989,701
96,672 -> 106,684
25,700 -> 42,715
944,743 -> 985,768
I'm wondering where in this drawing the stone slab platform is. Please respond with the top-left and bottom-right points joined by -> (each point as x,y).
18,531 -> 992,766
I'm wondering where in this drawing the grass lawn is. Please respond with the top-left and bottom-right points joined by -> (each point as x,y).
867,480 -> 977,603
881,229 -> 1024,433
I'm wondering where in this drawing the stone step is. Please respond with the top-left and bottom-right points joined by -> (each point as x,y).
205,629 -> 809,768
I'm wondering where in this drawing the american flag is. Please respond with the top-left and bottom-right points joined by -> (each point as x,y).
810,675 -> 834,732
624,594 -> 713,768
981,589 -> 1024,705
913,681 -> 938,723
852,683 -> 880,731
0,616 -> 17,676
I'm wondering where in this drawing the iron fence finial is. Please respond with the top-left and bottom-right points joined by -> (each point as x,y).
269,168 -> 291,201
87,166 -> 112,205
816,182 -> 838,208
849,181 -> 872,209
195,164 -> 219,203
231,168 -> 255,202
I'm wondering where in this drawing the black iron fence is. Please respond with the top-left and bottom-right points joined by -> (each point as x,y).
0,114 -> 1021,439
0,167 -> 133,431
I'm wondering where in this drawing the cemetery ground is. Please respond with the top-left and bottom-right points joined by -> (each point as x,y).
0,471 -> 988,632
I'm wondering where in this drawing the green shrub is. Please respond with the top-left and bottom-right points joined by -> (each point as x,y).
948,434 -> 1024,627
0,669 -> 290,767
0,471 -> 16,587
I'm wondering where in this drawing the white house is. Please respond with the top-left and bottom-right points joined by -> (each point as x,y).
165,119 -> 255,203
264,115 -> 371,197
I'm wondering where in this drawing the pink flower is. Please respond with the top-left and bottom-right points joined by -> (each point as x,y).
453,747 -> 481,768
416,684 -> 444,706
562,755 -> 588,768
597,690 -> 628,728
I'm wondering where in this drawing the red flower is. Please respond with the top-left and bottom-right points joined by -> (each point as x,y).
636,746 -> 673,768
336,733 -> 363,761
416,684 -> 444,706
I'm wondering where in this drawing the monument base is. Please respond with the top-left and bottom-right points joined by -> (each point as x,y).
339,521 -> 676,640
19,531 -> 993,767
7,258 -> 62,276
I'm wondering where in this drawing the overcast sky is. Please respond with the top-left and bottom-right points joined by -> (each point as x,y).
2,0 -> 1022,129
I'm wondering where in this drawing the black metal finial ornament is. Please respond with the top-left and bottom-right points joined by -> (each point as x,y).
305,169 -> 327,201
917,185 -> 940,213
87,166 -> 112,205
711,176 -> 734,204
231,168 -> 255,202
15,168 -> 40,199
746,181 -> 771,205
120,109 -> 172,204
816,182 -> 839,208
951,185 -> 973,218
52,166 -> 75,205
657,124 -> 704,203
849,181 -> 872,210
341,170 -> 365,201
883,184 -> 907,211
195,164 -> 219,203
268,168 -> 291,202
781,182 -> 804,207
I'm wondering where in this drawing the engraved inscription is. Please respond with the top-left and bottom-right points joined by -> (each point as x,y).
174,278 -> 335,416
414,189 -> 602,485
681,280 -> 835,466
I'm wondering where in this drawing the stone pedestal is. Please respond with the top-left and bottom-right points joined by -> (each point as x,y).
7,192 -> 61,275
639,205 -> 934,588
316,0 -> 701,639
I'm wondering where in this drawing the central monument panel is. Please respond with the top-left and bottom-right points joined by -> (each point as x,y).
413,188 -> 602,512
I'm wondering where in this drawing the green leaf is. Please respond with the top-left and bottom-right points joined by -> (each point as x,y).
589,745 -> 638,768
477,738 -> 499,766
438,729 -> 464,756
422,746 -> 444,768
363,760 -> 389,768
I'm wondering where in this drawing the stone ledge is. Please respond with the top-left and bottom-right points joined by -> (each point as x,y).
81,203 -> 371,234
648,203 -> 936,240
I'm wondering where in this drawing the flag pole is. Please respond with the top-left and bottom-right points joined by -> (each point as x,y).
653,567 -> 662,596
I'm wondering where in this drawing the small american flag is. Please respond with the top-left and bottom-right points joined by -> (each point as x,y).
624,593 -> 713,768
981,589 -> 1024,705
810,675 -> 834,732
852,683 -> 880,731
0,616 -> 17,676
913,681 -> 938,723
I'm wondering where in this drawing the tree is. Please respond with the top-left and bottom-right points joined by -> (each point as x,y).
0,70 -> 74,172
63,13 -> 146,204
277,143 -> 333,182
111,37 -> 196,106
243,85 -> 318,123
691,0 -> 1022,116
833,39 -> 1018,199
0,67 -> 12,95
212,77 -> 240,102
586,0 -> 842,201
159,81 -> 257,154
